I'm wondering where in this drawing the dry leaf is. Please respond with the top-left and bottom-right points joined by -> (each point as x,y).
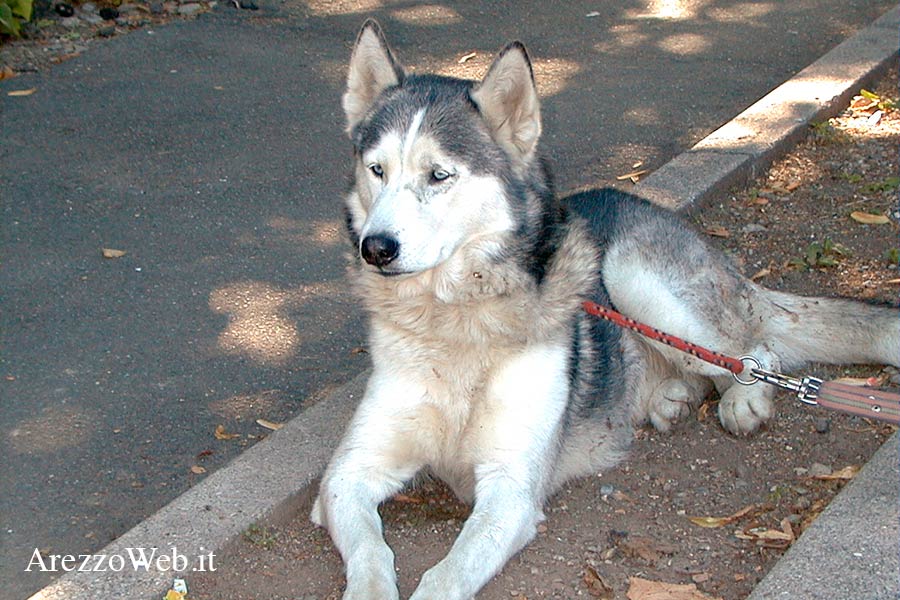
458,51 -> 477,64
101,248 -> 127,259
190,465 -> 206,474
164,590 -> 186,600
616,168 -> 649,182
214,424 -> 240,440
0,66 -> 15,81
750,268 -> 771,281
688,504 -> 755,529
785,180 -> 802,192
256,418 -> 283,431
619,536 -> 676,563
392,493 -> 424,504
584,565 -> 614,599
849,211 -> 890,225
626,577 -> 722,600
813,465 -> 859,480
7,88 -> 36,96
703,225 -> 730,238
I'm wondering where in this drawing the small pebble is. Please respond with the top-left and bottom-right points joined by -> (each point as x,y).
809,462 -> 832,478
814,417 -> 831,434
60,15 -> 80,26
54,2 -> 74,16
98,25 -> 115,37
149,0 -> 164,14
81,1 -> 96,11
239,0 -> 258,8
599,483 -> 615,496
177,2 -> 202,15
81,13 -> 103,23
786,514 -> 802,525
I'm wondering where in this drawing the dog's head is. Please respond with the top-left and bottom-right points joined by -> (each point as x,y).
342,20 -> 546,277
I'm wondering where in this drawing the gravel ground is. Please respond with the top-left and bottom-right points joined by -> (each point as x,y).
185,73 -> 899,600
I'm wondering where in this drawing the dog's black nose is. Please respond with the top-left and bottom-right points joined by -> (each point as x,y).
361,234 -> 400,267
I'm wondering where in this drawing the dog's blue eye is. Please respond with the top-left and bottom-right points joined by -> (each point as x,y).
431,169 -> 451,183
369,163 -> 384,178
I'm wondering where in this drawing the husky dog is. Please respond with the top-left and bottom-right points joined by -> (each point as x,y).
311,20 -> 899,600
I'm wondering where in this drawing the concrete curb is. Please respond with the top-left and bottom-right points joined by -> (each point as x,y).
28,5 -> 900,599
747,433 -> 899,600
637,4 -> 900,212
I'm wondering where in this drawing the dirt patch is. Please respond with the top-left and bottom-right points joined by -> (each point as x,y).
186,74 -> 898,600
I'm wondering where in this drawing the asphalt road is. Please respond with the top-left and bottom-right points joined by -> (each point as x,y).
2,1 -> 895,596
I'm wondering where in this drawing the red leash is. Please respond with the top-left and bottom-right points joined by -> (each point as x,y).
581,300 -> 745,374
582,300 -> 900,425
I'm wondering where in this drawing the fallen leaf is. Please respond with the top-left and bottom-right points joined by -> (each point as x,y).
164,590 -> 186,600
214,424 -> 240,440
750,267 -> 771,281
616,168 -> 649,182
813,465 -> 859,480
626,576 -> 722,600
256,418 -> 283,431
458,51 -> 477,64
190,465 -> 206,474
688,504 -> 755,529
196,449 -> 214,459
849,211 -> 890,225
584,565 -> 614,599
7,88 -> 36,96
0,66 -> 15,81
703,225 -> 730,238
784,180 -> 802,192
691,573 -> 710,584
392,493 -> 424,504
101,248 -> 127,259
619,536 -> 676,563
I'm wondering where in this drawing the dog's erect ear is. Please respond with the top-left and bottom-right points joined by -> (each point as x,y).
343,20 -> 405,134
471,42 -> 541,165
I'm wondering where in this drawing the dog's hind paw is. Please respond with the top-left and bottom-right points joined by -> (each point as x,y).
718,383 -> 774,435
646,378 -> 695,432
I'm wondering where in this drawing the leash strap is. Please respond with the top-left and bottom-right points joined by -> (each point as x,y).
582,300 -> 900,425
582,300 -> 745,374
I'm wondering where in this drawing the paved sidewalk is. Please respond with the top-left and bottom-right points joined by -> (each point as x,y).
20,4 -> 900,599
7,0 -> 897,598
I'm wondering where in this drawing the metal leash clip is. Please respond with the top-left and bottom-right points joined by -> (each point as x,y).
733,355 -> 900,424
732,355 -> 822,405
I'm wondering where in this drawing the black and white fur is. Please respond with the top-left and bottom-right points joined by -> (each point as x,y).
311,21 -> 900,600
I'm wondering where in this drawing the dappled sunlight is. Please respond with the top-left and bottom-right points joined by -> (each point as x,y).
656,33 -> 711,55
209,280 -> 344,366
626,0 -> 700,20
209,389 -> 288,420
594,23 -> 650,53
707,2 -> 775,23
698,73 -> 875,153
622,104 -> 663,127
429,55 -> 580,97
7,405 -> 94,454
266,216 -> 344,246
390,4 -> 462,26
302,0 -> 381,16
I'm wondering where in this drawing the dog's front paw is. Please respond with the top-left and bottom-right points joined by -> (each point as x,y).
342,574 -> 400,600
718,384 -> 773,435
410,564 -> 466,600
646,378 -> 696,432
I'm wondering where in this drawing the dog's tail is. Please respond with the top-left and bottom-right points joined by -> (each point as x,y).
761,289 -> 899,369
